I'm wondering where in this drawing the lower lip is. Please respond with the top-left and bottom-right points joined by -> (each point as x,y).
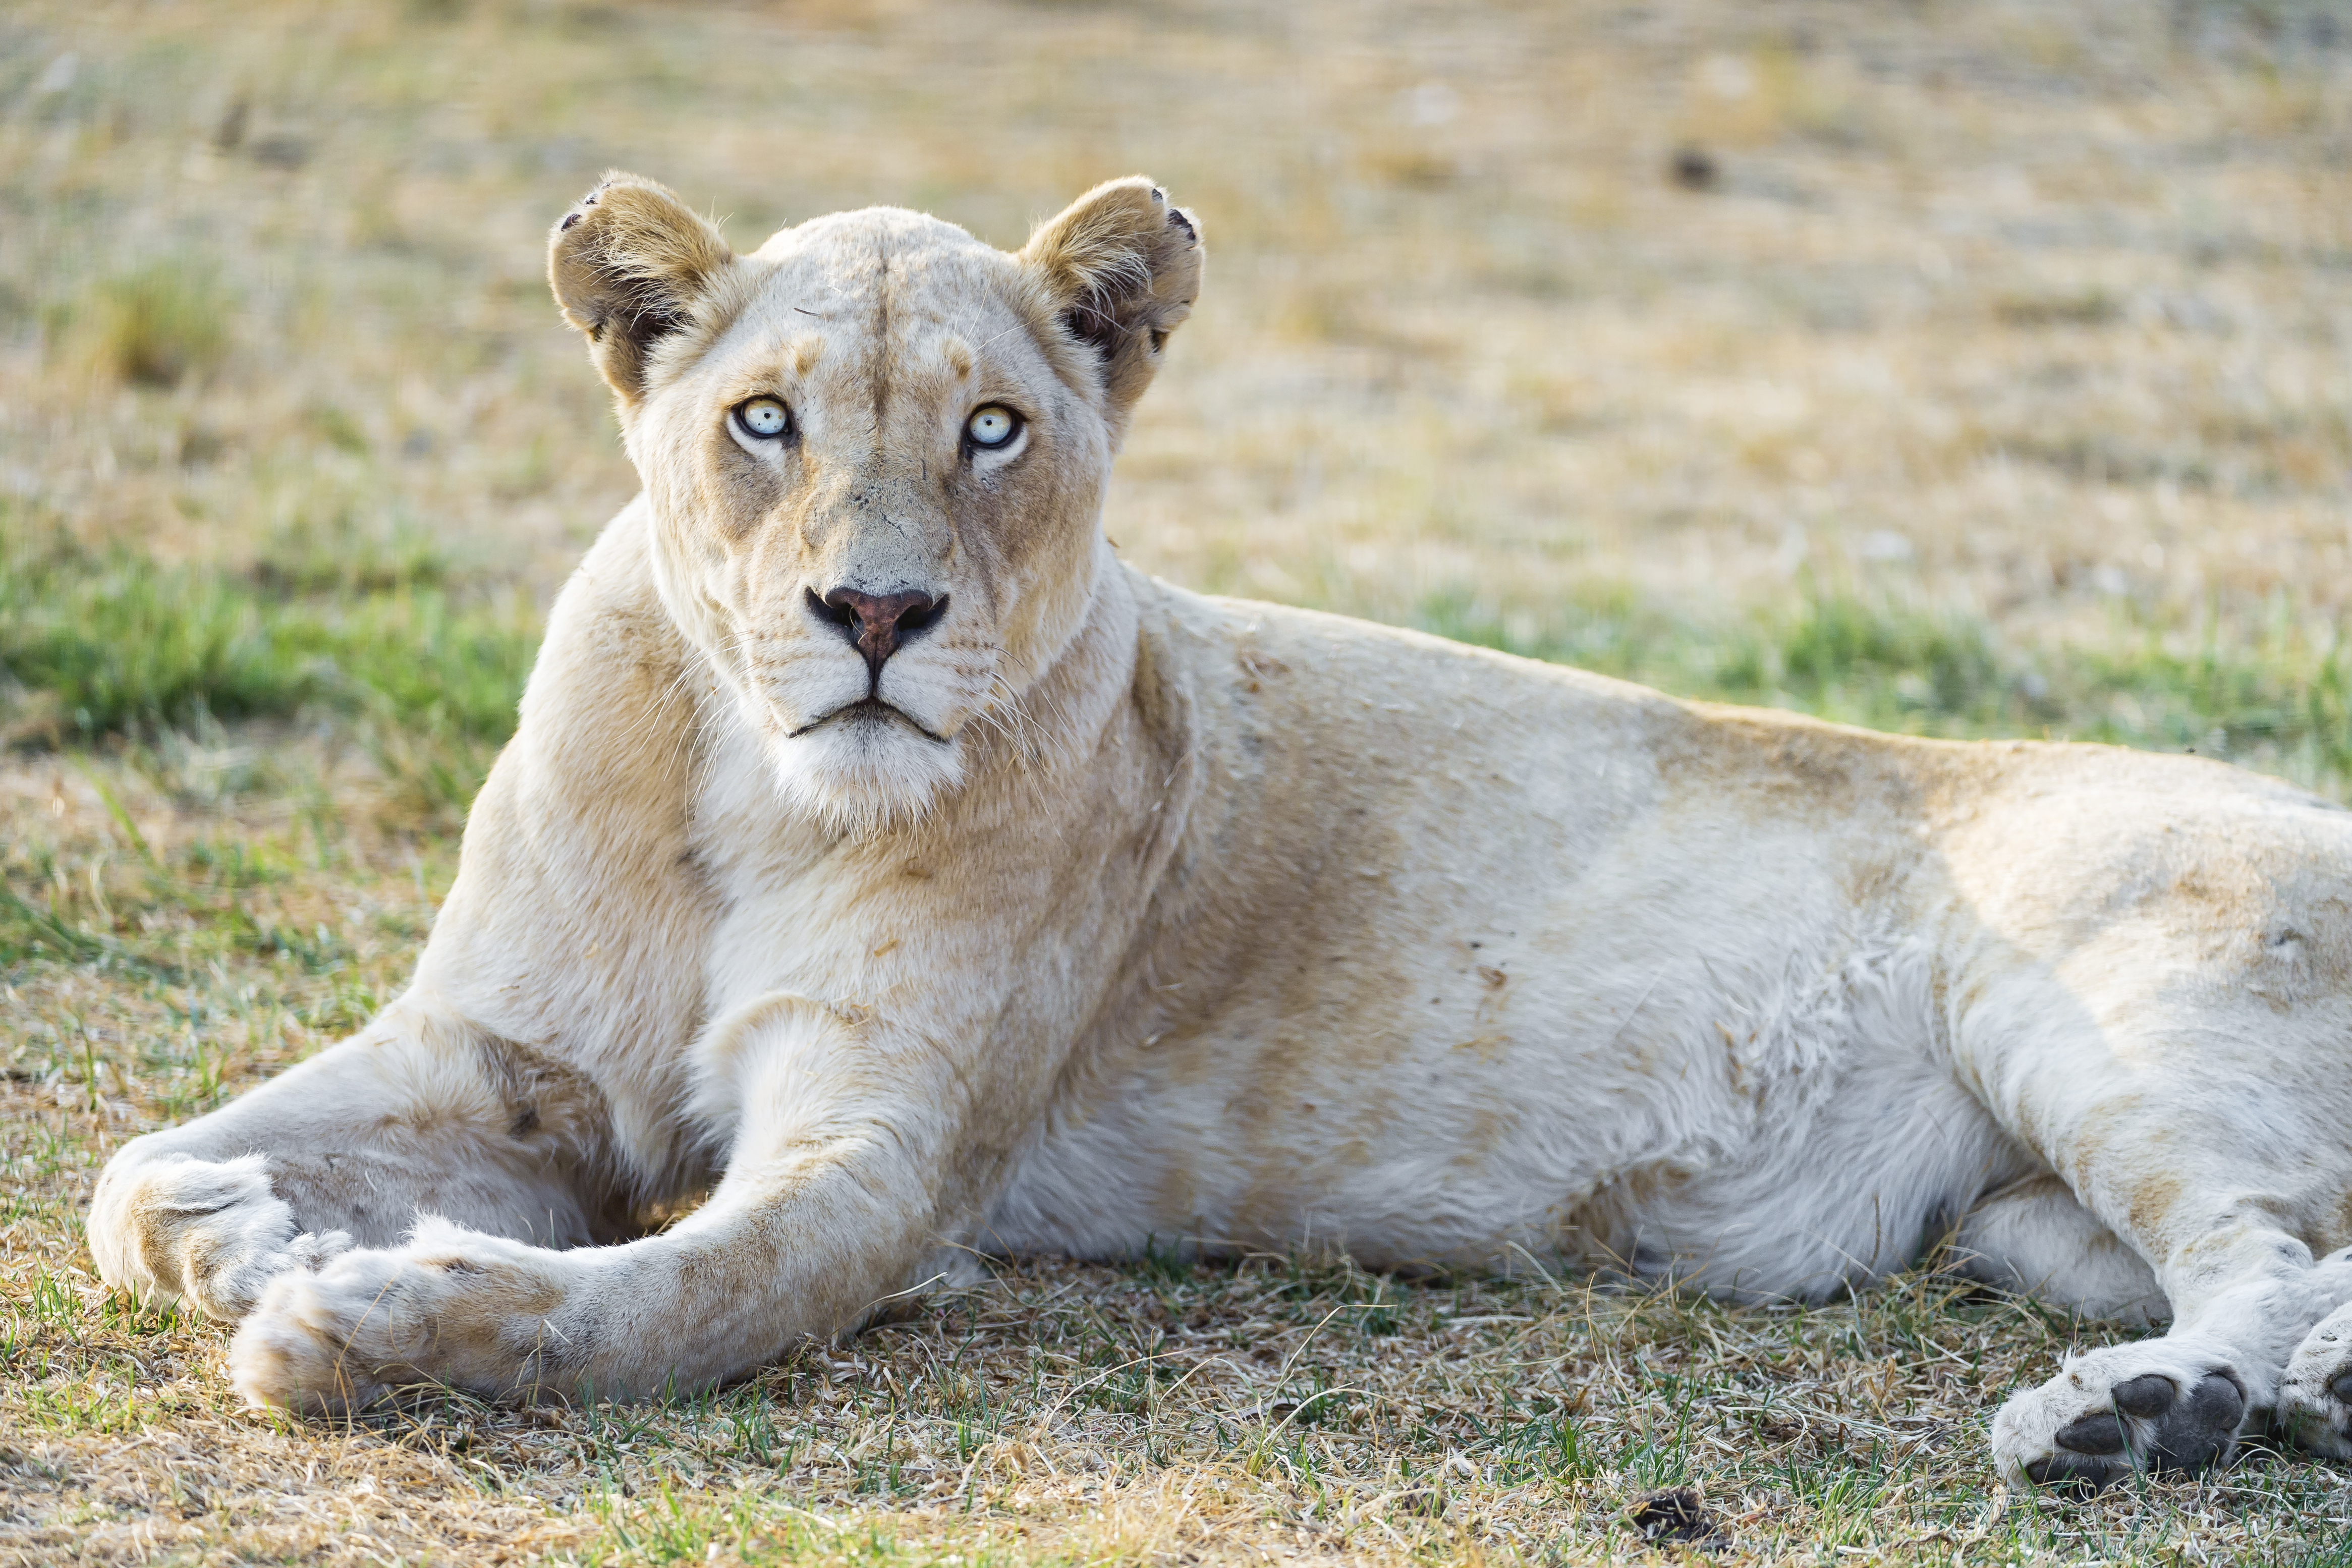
788,698 -> 918,740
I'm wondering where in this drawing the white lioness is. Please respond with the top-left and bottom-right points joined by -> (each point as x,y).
87,173 -> 2352,1489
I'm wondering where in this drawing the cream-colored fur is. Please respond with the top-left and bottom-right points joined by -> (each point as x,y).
87,174 -> 2352,1489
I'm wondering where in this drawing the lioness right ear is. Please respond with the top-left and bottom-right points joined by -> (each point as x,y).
548,172 -> 738,406
1019,177 -> 1203,435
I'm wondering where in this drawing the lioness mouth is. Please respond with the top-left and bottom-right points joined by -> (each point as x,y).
790,696 -> 949,744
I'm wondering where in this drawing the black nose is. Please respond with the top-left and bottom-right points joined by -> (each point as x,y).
810,587 -> 946,678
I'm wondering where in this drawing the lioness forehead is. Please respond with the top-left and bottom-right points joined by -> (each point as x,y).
749,204 -> 997,266
714,206 -> 1041,402
745,208 -> 1023,322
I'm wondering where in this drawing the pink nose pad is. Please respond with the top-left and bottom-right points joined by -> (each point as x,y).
809,588 -> 946,678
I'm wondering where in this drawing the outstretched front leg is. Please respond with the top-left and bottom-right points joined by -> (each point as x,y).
89,1000 -> 630,1324
227,994 -> 994,1411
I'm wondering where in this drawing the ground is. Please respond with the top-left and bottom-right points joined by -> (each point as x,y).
5,0 -> 2352,1562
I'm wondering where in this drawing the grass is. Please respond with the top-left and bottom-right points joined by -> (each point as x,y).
4,0 -> 2352,1561
1,512 -> 538,817
69,263 -> 232,387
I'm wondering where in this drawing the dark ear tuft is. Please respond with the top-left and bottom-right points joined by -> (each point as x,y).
547,172 -> 738,405
1019,177 -> 1204,435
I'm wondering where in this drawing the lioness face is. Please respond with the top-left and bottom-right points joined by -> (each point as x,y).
548,176 -> 1203,830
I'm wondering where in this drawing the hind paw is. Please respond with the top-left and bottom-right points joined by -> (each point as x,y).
1992,1340 -> 2247,1490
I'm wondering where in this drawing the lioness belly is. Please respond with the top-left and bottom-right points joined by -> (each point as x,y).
985,591 -> 2342,1302
993,1083 -> 2024,1303
986,853 -> 2027,1300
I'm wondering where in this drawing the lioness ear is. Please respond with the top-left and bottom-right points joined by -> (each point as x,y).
548,172 -> 738,406
1019,177 -> 1203,431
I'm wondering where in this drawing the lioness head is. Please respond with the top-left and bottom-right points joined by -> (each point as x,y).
547,174 -> 1202,831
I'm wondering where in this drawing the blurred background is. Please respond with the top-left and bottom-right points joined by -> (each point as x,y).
3,0 -> 2350,819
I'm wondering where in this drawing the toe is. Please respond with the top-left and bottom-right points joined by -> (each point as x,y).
2053,1412 -> 2126,1456
2111,1374 -> 2175,1419
2024,1452 -> 2125,1493
2146,1371 -> 2245,1474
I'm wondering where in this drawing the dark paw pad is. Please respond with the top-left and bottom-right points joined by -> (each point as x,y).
2054,1412 -> 2124,1455
2112,1374 -> 2174,1419
2146,1371 -> 2245,1475
2025,1451 -> 2123,1493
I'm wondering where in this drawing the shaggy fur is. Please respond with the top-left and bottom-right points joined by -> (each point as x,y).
88,174 -> 2352,1489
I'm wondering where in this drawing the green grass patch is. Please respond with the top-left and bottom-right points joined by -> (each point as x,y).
0,524 -> 538,811
0,536 -> 533,743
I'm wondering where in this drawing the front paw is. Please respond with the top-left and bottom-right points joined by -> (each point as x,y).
1991,1339 -> 2248,1490
88,1149 -> 352,1321
2278,1300 -> 2352,1458
228,1221 -> 583,1415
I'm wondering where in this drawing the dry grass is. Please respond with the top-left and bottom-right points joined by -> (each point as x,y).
6,0 -> 2352,1560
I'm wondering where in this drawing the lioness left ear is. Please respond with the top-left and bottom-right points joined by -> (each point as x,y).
548,171 -> 740,407
1019,177 -> 1203,433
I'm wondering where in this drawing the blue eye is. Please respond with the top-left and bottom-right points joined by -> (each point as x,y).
967,406 -> 1019,448
735,397 -> 790,439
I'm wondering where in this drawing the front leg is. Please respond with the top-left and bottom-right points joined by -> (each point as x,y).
92,1151 -> 353,1322
229,999 -> 989,1411
90,1008 -> 618,1325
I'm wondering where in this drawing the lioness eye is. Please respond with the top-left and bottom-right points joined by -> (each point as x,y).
734,397 -> 791,439
967,406 -> 1019,449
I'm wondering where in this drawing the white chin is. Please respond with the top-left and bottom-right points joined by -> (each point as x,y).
765,706 -> 964,834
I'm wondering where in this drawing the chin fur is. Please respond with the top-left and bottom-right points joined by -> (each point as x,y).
764,709 -> 965,835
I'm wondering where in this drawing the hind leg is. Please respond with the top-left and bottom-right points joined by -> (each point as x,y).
1970,1169 -> 2291,1487
1954,1174 -> 2169,1326
90,999 -> 626,1322
1962,978 -> 2352,1486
